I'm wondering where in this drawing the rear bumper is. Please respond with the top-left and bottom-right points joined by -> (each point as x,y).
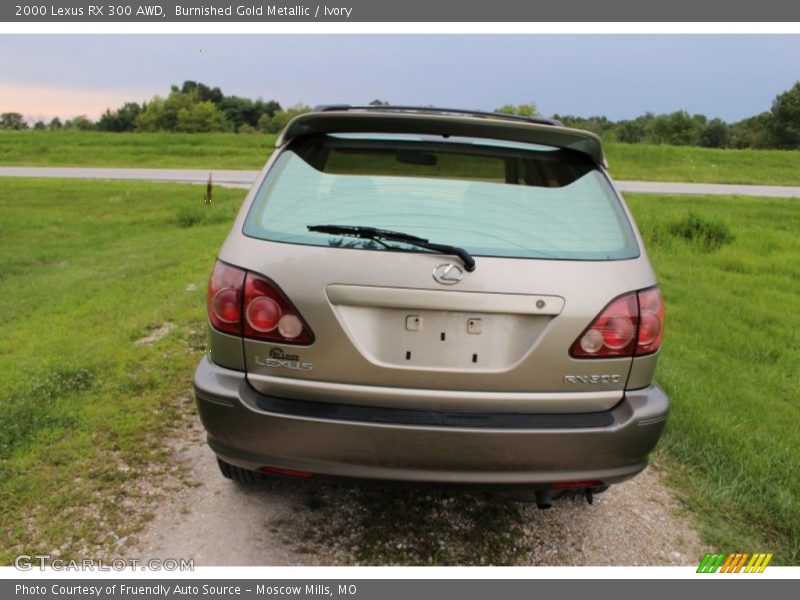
194,356 -> 669,486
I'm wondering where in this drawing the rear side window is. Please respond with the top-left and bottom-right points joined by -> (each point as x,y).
243,134 -> 639,261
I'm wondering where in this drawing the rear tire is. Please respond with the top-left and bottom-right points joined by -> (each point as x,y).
216,457 -> 263,484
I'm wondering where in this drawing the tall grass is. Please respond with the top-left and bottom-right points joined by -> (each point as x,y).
0,178 -> 247,562
0,130 -> 276,169
605,143 -> 800,185
627,193 -> 800,563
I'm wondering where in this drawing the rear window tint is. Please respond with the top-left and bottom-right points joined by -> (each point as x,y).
243,135 -> 639,261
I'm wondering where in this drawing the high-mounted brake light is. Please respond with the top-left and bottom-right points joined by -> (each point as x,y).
206,260 -> 314,345
570,287 -> 665,358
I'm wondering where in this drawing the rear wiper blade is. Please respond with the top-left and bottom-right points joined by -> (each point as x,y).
307,224 -> 476,272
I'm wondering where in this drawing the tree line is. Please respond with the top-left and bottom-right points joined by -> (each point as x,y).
2,80 -> 800,150
0,81 -> 308,135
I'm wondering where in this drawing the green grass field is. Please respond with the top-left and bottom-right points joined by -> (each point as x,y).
2,131 -> 800,186
0,178 -> 797,564
626,193 -> 800,563
0,131 -> 276,169
0,178 -> 243,562
606,143 -> 800,185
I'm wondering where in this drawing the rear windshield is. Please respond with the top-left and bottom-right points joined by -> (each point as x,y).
243,134 -> 639,261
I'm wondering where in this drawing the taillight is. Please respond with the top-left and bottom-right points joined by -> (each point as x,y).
570,287 -> 665,358
245,296 -> 281,332
571,292 -> 638,358
206,260 -> 314,345
636,287 -> 665,356
243,272 -> 314,344
207,260 -> 245,336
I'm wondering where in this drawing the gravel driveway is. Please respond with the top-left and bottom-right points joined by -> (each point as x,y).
133,415 -> 709,566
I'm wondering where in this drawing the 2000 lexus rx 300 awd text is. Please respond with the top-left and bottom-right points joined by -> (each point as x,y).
194,106 -> 668,507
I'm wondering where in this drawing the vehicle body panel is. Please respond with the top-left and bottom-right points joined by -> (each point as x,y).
215,230 -> 655,409
195,107 -> 668,488
276,111 -> 607,166
196,357 -> 668,485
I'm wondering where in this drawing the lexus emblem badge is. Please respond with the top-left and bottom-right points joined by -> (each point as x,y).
433,263 -> 464,285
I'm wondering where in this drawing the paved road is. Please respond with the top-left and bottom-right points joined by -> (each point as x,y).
2,166 -> 800,197
615,180 -> 800,198
0,166 -> 257,188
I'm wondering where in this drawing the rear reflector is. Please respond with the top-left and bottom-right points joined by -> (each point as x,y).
277,314 -> 304,339
552,480 -> 602,489
259,466 -> 314,479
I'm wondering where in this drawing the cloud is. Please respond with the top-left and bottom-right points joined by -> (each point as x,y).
0,83 -> 151,121
0,35 -> 798,122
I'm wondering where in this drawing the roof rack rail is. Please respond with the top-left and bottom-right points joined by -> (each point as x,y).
312,104 -> 564,127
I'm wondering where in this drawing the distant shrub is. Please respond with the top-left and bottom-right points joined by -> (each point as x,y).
258,104 -> 312,134
699,118 -> 731,148
175,202 -> 238,228
636,219 -> 673,250
768,81 -> 800,149
0,112 -> 28,130
175,206 -> 204,228
616,120 -> 646,144
669,213 -> 733,251
647,111 -> 703,146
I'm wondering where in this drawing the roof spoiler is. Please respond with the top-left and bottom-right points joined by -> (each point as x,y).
312,104 -> 565,127
277,108 -> 606,167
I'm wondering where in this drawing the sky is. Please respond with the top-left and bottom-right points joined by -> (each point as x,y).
1,34 -> 799,122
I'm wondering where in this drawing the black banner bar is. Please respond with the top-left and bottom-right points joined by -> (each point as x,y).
3,0 -> 800,22
3,579 -> 799,600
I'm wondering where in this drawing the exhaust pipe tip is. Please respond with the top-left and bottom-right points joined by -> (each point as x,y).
534,490 -> 552,509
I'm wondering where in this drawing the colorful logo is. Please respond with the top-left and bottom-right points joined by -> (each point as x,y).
697,552 -> 773,573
